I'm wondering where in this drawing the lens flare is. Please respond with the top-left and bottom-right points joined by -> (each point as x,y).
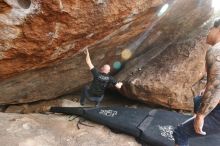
113,61 -> 122,70
212,0 -> 220,12
121,49 -> 132,60
157,4 -> 169,17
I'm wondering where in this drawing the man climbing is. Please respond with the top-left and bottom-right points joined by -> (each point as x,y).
173,19 -> 220,146
80,48 -> 123,107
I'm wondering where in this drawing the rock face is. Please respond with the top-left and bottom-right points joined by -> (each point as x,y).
0,0 -> 165,79
115,0 -> 213,110
0,0 -> 213,110
0,112 -> 141,146
0,0 -> 167,104
117,29 -> 208,110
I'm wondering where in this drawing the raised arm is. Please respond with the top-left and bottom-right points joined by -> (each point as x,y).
85,48 -> 94,70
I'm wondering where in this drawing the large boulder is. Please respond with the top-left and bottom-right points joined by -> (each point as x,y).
0,0 -> 166,79
0,0 -> 213,111
117,28 -> 208,110
115,0 -> 213,110
0,0 -> 167,104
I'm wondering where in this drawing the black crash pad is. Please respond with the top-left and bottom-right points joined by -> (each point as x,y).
139,109 -> 190,146
50,107 -> 220,146
139,109 -> 220,146
50,106 -> 152,137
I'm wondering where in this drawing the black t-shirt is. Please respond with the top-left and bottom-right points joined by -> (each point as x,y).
89,68 -> 117,97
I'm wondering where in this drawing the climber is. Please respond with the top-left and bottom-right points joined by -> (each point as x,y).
80,48 -> 123,107
173,19 -> 220,146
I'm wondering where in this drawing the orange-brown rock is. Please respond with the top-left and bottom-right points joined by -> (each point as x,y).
0,0 -> 11,13
0,0 -> 165,79
0,0 -> 168,104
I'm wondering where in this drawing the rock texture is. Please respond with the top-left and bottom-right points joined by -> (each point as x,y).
0,0 -> 214,110
0,0 -> 165,79
117,28 -> 208,110
115,0 -> 213,110
4,93 -> 146,114
0,112 -> 141,146
0,0 -> 168,104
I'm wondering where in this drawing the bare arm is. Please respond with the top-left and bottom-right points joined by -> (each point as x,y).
85,49 -> 94,70
194,51 -> 220,135
198,53 -> 220,117
194,81 -> 220,135
198,85 -> 220,117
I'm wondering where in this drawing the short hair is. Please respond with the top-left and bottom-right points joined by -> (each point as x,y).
214,19 -> 220,28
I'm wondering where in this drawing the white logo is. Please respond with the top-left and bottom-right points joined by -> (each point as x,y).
158,125 -> 175,141
99,110 -> 118,117
98,75 -> 109,81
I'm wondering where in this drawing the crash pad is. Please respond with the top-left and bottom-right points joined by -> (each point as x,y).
50,107 -> 220,146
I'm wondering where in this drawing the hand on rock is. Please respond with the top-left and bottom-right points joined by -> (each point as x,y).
115,82 -> 123,89
83,48 -> 89,55
118,82 -> 123,86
